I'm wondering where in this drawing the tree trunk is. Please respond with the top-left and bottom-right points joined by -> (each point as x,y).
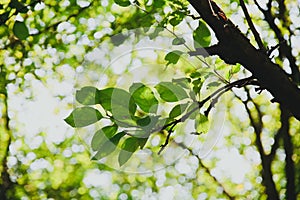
187,0 -> 300,120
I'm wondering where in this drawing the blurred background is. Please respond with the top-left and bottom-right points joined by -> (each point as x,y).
0,0 -> 300,199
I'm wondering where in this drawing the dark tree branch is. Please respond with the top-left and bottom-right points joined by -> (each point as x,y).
239,0 -> 266,52
267,127 -> 282,161
280,106 -> 296,200
267,41 -> 284,57
189,44 -> 222,57
243,90 -> 264,156
277,0 -> 293,35
157,77 -> 258,154
254,0 -> 300,83
187,0 -> 300,120
241,90 -> 280,200
158,122 -> 178,155
253,0 -> 265,12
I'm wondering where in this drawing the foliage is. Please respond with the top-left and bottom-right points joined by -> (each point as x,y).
0,0 -> 300,199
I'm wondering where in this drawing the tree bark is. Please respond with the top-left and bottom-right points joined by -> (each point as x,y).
280,106 -> 296,200
187,0 -> 300,121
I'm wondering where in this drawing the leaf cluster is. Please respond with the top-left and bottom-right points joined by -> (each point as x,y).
65,76 -> 211,166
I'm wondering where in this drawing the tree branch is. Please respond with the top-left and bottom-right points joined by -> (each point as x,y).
157,77 -> 258,154
254,0 -> 300,83
187,0 -> 300,120
240,89 -> 279,200
239,0 -> 266,52
280,105 -> 296,200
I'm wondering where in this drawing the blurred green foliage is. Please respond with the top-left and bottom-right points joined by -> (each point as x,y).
0,0 -> 300,199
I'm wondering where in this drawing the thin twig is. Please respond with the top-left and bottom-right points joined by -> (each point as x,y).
157,76 -> 258,154
133,2 -> 212,69
239,0 -> 266,52
253,0 -> 265,12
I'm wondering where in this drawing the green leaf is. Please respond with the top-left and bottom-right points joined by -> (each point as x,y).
98,88 -> 137,125
169,17 -> 181,27
149,27 -> 164,40
98,88 -> 135,112
153,0 -> 165,7
118,137 -> 140,166
64,107 -> 102,128
13,21 -> 29,40
225,70 -> 232,80
231,64 -> 241,74
172,37 -> 186,45
155,82 -> 188,102
192,78 -> 203,94
193,20 -> 211,48
195,114 -> 210,134
172,78 -> 190,89
189,90 -> 197,101
207,81 -> 221,88
186,102 -> 199,119
92,131 -> 126,160
164,50 -> 183,66
136,116 -> 151,127
190,71 -> 201,78
169,10 -> 185,27
114,0 -> 131,7
169,103 -> 189,119
136,115 -> 160,132
138,137 -> 148,149
129,83 -> 158,113
76,86 -> 100,105
91,124 -> 118,151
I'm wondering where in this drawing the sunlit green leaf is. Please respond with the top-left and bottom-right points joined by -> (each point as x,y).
164,50 -> 183,66
92,131 -> 126,160
76,86 -> 100,105
98,88 -> 137,126
91,124 -> 118,151
169,103 -> 189,119
231,64 -> 241,74
155,82 -> 188,102
207,81 -> 221,88
172,37 -> 186,45
64,107 -> 102,128
190,71 -> 201,78
13,21 -> 29,40
172,77 -> 190,89
129,83 -> 158,113
169,17 -> 181,26
195,114 -> 210,134
225,70 -> 232,80
118,137 -> 140,166
186,102 -> 199,119
98,88 -> 135,112
193,20 -> 211,48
